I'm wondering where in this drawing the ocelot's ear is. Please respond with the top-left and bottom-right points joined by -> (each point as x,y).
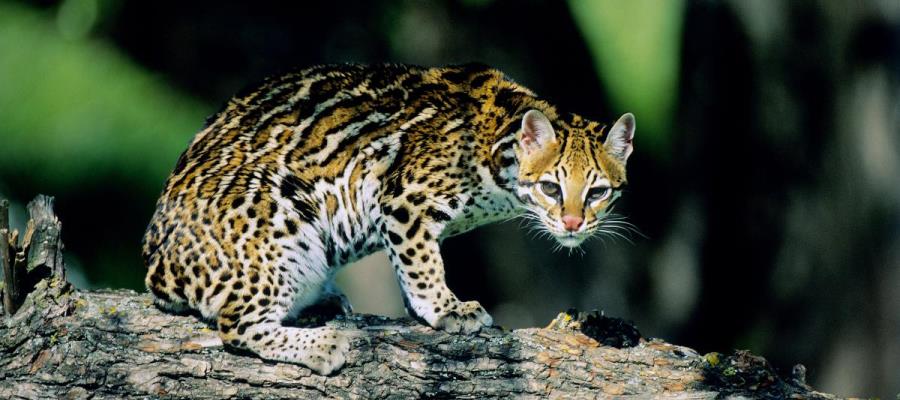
518,110 -> 556,155
604,113 -> 635,163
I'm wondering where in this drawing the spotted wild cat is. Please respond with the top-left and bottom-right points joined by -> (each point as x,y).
142,63 -> 636,374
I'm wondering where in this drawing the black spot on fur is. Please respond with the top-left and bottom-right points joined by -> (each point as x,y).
406,218 -> 422,239
149,283 -> 172,303
171,150 -> 191,176
388,231 -> 403,245
399,253 -> 413,265
392,206 -> 410,224
408,193 -> 426,206
285,220 -> 298,234
469,73 -> 492,90
210,283 -> 225,298
426,207 -> 451,222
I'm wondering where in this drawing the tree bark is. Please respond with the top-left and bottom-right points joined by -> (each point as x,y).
0,196 -> 841,399
1,195 -> 64,316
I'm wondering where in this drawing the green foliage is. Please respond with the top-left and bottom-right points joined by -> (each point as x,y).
568,0 -> 685,158
0,2 -> 212,193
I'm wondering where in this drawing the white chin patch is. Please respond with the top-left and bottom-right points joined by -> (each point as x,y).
556,235 -> 585,248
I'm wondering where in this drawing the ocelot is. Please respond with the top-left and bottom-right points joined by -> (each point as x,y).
142,63 -> 636,374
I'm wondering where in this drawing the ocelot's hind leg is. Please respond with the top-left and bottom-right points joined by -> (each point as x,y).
217,296 -> 350,375
214,256 -> 350,375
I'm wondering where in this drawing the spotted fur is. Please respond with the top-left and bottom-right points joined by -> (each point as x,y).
142,63 -> 636,375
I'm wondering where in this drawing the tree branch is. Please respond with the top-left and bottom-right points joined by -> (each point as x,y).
0,196 -> 840,399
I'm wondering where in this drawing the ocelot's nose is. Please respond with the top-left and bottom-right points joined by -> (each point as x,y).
561,215 -> 583,232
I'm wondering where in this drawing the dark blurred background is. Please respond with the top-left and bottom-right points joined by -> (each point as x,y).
1,0 -> 898,396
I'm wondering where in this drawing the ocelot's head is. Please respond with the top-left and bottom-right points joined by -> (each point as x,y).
513,109 -> 636,248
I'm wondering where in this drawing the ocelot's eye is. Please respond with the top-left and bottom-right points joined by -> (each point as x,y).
587,187 -> 612,203
538,181 -> 561,198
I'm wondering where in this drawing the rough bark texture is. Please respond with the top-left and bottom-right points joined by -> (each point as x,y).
0,199 -> 13,313
0,196 -> 841,399
0,279 -> 840,400
1,195 -> 64,315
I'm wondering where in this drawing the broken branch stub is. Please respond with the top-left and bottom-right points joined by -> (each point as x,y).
0,199 -> 12,315
23,195 -> 65,280
1,195 -> 64,316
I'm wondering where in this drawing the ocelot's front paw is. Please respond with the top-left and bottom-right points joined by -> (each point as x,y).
433,301 -> 493,334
